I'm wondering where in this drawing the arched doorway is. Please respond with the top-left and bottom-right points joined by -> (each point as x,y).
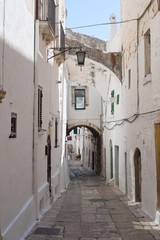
47,135 -> 52,197
134,148 -> 142,202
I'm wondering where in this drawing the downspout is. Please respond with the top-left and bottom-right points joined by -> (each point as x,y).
136,20 -> 140,113
33,1 -> 39,220
1,0 -> 5,89
0,0 -> 6,103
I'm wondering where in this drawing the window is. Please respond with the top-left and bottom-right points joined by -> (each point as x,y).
117,94 -> 120,105
71,86 -> 89,108
128,69 -> 131,89
111,90 -> 115,115
55,118 -> 58,148
144,29 -> 151,77
75,89 -> 85,110
38,86 -> 43,131
111,103 -> 114,115
74,127 -> 77,134
9,113 -> 17,138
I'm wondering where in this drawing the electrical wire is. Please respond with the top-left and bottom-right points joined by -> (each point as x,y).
104,109 -> 160,130
69,18 -> 138,30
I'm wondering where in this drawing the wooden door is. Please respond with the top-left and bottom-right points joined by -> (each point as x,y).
134,148 -> 141,202
92,151 -> 94,170
47,136 -> 51,196
115,146 -> 119,186
125,152 -> 128,195
110,145 -> 113,179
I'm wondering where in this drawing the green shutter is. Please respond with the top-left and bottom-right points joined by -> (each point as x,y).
111,102 -> 114,115
117,94 -> 120,105
111,90 -> 115,97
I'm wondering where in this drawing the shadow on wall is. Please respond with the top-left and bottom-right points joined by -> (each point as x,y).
0,38 -> 35,239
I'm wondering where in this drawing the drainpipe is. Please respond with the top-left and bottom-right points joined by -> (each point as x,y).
33,2 -> 39,220
0,0 -> 6,103
1,0 -> 5,89
136,20 -> 140,113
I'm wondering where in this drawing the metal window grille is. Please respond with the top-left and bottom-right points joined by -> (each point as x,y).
10,113 -> 17,138
55,118 -> 58,148
38,87 -> 43,131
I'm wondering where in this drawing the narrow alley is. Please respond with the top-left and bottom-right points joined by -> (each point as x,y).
26,162 -> 160,240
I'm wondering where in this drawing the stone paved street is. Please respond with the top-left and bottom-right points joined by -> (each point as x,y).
26,163 -> 160,240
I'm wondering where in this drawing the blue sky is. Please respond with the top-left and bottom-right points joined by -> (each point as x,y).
66,0 -> 121,40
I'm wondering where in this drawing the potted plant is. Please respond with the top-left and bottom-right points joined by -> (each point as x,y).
76,154 -> 81,160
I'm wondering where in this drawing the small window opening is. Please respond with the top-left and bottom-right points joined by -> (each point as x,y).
9,113 -> 17,138
128,69 -> 131,89
144,29 -> 151,77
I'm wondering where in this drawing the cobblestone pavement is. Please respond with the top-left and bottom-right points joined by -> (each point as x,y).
26,162 -> 160,240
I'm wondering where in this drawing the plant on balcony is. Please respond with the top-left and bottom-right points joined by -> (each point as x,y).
76,154 -> 81,160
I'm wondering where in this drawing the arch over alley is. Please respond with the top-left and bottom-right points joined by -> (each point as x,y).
68,121 -> 101,137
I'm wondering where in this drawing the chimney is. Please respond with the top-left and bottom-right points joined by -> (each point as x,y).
109,13 -> 117,40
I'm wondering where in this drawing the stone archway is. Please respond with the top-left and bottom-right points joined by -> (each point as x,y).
66,29 -> 122,81
68,121 -> 101,137
67,122 -> 102,175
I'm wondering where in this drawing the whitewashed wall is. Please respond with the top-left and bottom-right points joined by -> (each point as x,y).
104,0 -> 160,221
0,0 -> 35,239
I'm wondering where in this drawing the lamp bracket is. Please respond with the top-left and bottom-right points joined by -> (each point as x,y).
47,46 -> 83,61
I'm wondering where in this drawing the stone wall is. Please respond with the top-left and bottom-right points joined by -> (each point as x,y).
66,29 -> 122,81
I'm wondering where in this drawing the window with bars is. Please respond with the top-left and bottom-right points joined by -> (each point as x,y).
38,87 -> 43,131
9,113 -> 17,138
55,118 -> 58,148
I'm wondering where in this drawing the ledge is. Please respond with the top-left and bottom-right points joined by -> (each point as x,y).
0,90 -> 6,103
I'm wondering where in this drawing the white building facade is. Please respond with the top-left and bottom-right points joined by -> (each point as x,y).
0,0 -> 69,239
105,0 -> 160,223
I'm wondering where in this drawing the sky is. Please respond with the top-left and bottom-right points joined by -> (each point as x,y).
66,0 -> 121,41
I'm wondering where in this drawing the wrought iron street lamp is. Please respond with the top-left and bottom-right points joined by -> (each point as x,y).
76,49 -> 86,66
47,47 -> 86,66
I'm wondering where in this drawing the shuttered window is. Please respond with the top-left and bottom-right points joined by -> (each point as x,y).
55,118 -> 58,148
111,103 -> 114,115
117,94 -> 120,105
38,87 -> 43,131
111,90 -> 115,98
111,90 -> 115,115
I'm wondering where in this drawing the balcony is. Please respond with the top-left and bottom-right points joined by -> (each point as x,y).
37,0 -> 56,43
